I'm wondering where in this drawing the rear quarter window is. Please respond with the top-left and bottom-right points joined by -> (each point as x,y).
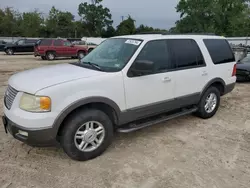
203,39 -> 235,64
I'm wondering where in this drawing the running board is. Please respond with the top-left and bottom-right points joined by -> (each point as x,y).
117,107 -> 198,133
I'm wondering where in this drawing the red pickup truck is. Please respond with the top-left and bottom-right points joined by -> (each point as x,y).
34,39 -> 88,60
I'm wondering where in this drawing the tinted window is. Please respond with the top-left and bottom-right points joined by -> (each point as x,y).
135,40 -> 171,73
168,39 -> 205,69
54,40 -> 62,46
17,40 -> 25,45
203,39 -> 235,64
40,39 -> 52,46
63,41 -> 71,46
26,39 -> 38,44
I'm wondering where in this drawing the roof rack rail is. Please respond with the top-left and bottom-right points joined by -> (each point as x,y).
136,31 -> 168,35
162,33 -> 217,36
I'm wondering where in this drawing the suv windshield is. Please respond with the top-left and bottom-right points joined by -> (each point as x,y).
79,38 -> 142,72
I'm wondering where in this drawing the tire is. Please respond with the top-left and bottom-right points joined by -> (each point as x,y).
41,56 -> 47,60
195,86 -> 220,119
77,51 -> 85,59
46,51 -> 55,60
60,109 -> 114,161
6,48 -> 14,55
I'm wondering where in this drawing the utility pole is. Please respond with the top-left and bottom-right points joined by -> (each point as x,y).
121,16 -> 124,22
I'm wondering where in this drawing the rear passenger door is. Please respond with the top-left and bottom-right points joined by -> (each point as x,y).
53,40 -> 65,56
168,39 -> 210,103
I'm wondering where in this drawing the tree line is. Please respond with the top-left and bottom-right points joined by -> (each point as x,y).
0,0 -> 250,38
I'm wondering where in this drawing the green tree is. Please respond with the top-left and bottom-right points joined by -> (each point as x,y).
20,10 -> 44,37
116,15 -> 136,35
78,0 -> 113,37
175,0 -> 250,36
101,25 -> 116,38
45,6 -> 75,37
0,7 -> 22,36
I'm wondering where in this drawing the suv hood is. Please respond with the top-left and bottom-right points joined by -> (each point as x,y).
8,63 -> 105,94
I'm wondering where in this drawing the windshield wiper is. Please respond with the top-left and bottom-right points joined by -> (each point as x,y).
81,61 -> 102,71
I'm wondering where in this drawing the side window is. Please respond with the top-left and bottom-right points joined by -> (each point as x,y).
135,40 -> 171,73
17,40 -> 25,45
168,39 -> 205,69
203,39 -> 235,64
63,41 -> 71,46
26,39 -> 37,44
54,40 -> 62,46
40,39 -> 52,46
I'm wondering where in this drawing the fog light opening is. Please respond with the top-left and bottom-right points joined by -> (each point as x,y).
18,130 -> 28,137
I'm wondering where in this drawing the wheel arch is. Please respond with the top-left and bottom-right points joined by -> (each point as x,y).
201,78 -> 226,97
54,97 -> 121,137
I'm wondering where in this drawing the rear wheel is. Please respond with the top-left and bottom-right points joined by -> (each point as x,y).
60,109 -> 114,161
195,87 -> 220,119
46,52 -> 55,60
6,48 -> 14,55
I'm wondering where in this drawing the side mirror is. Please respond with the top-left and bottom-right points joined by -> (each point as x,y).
130,60 -> 154,76
70,44 -> 74,47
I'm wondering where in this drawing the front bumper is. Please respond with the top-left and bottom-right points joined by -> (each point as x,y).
2,115 -> 57,147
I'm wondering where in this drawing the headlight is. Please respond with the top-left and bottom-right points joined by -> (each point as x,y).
19,93 -> 51,112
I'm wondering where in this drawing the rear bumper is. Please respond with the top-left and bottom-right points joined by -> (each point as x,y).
2,115 -> 57,147
224,82 -> 236,95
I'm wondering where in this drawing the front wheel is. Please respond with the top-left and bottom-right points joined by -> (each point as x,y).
60,109 -> 114,161
195,86 -> 220,119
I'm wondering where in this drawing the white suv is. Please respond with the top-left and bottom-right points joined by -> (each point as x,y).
2,34 -> 236,161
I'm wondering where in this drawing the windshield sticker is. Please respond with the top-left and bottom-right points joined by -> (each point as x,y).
125,39 -> 141,46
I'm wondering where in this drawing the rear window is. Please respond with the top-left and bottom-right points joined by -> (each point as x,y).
40,39 -> 52,46
203,39 -> 235,64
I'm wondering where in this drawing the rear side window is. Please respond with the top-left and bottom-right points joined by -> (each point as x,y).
54,40 -> 62,46
203,39 -> 235,64
26,39 -> 38,44
40,39 -> 52,46
168,39 -> 205,69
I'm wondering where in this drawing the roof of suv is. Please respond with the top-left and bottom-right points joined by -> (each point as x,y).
112,34 -> 225,41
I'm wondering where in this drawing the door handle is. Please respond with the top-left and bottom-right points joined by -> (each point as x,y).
202,71 -> 208,76
162,77 -> 171,82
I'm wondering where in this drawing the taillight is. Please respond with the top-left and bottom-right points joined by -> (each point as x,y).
232,64 -> 237,76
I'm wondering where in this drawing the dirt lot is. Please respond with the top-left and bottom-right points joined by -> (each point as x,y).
0,52 -> 250,188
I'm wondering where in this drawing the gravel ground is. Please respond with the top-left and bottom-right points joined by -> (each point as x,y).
0,52 -> 250,188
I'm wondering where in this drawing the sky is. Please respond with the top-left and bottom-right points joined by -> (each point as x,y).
0,0 -> 180,29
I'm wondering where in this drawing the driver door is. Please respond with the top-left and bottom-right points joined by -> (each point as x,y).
123,40 -> 176,119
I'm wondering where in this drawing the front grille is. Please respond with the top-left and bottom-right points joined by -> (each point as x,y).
4,85 -> 18,110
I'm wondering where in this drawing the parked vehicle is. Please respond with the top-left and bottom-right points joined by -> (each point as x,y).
4,39 -> 39,55
236,53 -> 250,81
73,41 -> 98,53
34,39 -> 88,60
2,34 -> 236,161
0,40 -> 7,51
